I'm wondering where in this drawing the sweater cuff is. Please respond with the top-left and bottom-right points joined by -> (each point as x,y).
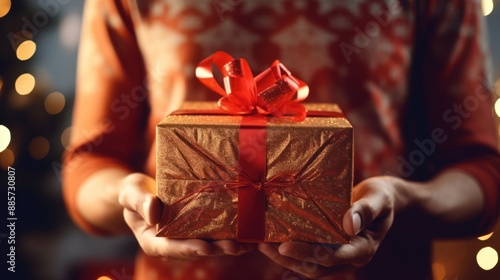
449,155 -> 500,234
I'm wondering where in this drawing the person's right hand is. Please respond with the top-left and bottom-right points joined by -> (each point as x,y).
118,173 -> 254,260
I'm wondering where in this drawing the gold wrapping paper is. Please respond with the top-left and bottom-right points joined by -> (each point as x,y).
156,102 -> 353,244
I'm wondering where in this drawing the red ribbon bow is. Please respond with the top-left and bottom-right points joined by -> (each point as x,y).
196,51 -> 310,121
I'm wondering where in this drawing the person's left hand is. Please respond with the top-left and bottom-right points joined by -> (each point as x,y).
258,176 -> 407,279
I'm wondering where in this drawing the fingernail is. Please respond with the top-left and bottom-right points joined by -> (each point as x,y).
278,247 -> 294,257
142,198 -> 152,225
223,248 -> 237,255
352,212 -> 361,235
196,250 -> 209,256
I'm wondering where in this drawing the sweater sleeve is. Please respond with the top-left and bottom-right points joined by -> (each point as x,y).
414,0 -> 500,233
63,0 -> 148,235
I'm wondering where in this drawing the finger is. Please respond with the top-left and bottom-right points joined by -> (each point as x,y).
343,212 -> 362,236
344,179 -> 394,235
278,238 -> 375,268
123,208 -> 217,260
259,243 -> 305,272
212,240 -> 255,255
258,243 -> 354,279
121,173 -> 156,194
277,241 -> 341,266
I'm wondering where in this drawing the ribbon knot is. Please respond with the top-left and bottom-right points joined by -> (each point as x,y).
175,173 -> 304,206
196,51 -> 310,121
235,172 -> 297,193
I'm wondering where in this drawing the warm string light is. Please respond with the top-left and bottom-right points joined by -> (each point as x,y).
0,0 -> 11,18
482,0 -> 494,16
15,73 -> 35,95
478,232 -> 494,241
494,98 -> 500,118
0,148 -> 14,170
432,262 -> 446,280
0,125 -> 11,153
59,13 -> 82,49
16,40 -> 37,61
44,92 -> 66,115
476,247 -> 498,270
28,136 -> 50,160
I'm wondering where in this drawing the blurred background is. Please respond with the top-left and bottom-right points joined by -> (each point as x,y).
0,0 -> 499,279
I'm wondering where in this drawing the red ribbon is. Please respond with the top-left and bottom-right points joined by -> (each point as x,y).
194,52 -> 313,241
196,51 -> 310,122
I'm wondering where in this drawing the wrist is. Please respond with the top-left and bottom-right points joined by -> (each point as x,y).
77,169 -> 131,235
388,176 -> 428,214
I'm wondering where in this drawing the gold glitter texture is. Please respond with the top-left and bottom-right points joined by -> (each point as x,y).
156,102 -> 353,244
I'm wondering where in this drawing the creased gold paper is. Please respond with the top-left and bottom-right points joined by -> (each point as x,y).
156,102 -> 353,244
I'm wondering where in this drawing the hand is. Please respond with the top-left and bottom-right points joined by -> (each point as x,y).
118,173 -> 254,260
258,176 -> 405,279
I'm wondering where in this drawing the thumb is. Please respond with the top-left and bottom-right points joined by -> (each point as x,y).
343,211 -> 362,236
343,178 -> 395,237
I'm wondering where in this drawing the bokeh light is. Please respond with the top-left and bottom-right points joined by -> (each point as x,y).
44,92 -> 66,115
61,127 -> 72,150
59,13 -> 82,49
0,125 -> 11,152
476,246 -> 498,270
494,98 -> 500,118
16,40 -> 37,61
0,148 -> 14,170
482,0 -> 494,16
96,276 -> 112,280
15,73 -> 35,95
29,136 -> 50,160
432,262 -> 446,280
478,232 -> 494,241
0,76 -> 3,93
0,0 -> 11,18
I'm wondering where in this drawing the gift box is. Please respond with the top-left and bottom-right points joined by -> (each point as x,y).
156,52 -> 353,244
156,101 -> 353,244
